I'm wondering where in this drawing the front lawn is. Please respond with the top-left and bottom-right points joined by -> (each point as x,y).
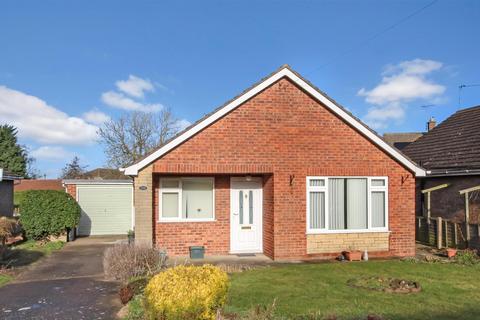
226,260 -> 480,319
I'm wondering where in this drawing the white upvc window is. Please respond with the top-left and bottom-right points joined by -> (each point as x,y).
159,177 -> 215,222
306,176 -> 388,234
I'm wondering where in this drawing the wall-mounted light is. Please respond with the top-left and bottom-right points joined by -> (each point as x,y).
246,175 -> 252,181
289,175 -> 295,186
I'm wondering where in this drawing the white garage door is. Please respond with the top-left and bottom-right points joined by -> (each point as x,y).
77,184 -> 133,236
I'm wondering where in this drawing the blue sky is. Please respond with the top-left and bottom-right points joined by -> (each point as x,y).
0,0 -> 479,178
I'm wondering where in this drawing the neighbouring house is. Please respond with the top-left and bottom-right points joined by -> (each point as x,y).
122,65 -> 425,260
382,117 -> 436,151
82,168 -> 128,180
0,169 -> 22,217
64,180 -> 133,236
383,132 -> 425,151
403,105 -> 480,223
14,179 -> 64,192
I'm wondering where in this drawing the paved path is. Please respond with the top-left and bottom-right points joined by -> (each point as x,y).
0,236 -> 123,320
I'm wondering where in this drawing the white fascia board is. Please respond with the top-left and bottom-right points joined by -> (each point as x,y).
62,179 -> 133,185
124,68 -> 425,177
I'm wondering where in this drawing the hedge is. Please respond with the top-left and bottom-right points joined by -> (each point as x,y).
19,190 -> 81,240
14,191 -> 27,207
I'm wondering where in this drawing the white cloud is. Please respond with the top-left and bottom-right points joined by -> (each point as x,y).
359,59 -> 446,129
101,91 -> 162,112
31,146 -> 73,161
0,86 -> 98,145
176,119 -> 191,131
83,109 -> 110,125
362,104 -> 405,130
358,74 -> 445,105
116,75 -> 155,98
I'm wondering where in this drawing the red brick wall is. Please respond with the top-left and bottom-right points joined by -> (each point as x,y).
263,174 -> 274,259
148,78 -> 416,259
65,184 -> 76,198
14,179 -> 63,191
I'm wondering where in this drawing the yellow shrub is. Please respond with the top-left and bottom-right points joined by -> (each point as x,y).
144,264 -> 229,320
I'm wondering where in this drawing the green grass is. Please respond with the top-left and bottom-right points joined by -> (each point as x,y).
124,295 -> 146,320
14,239 -> 65,254
226,260 -> 480,320
0,274 -> 13,287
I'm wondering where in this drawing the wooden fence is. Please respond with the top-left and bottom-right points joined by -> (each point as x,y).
416,216 -> 480,250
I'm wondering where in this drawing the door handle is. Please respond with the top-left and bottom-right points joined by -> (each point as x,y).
233,212 -> 238,216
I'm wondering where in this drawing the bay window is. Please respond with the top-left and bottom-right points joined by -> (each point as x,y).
307,177 -> 388,233
159,177 -> 214,221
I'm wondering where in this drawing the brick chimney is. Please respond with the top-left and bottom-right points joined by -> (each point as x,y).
427,116 -> 436,132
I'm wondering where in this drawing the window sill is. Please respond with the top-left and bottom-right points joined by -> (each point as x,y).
158,218 -> 216,223
306,229 -> 390,235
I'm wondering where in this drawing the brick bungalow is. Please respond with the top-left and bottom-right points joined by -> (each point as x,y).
122,65 -> 425,260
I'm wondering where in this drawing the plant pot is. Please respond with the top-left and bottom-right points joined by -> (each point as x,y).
345,250 -> 362,261
446,248 -> 457,258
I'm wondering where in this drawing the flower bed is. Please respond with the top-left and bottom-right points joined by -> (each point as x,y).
348,276 -> 421,294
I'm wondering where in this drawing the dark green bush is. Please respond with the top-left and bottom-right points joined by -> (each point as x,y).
19,190 -> 81,240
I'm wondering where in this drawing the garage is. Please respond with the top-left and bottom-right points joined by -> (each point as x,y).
63,180 -> 133,236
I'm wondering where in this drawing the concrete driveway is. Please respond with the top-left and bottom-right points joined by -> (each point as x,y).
0,236 -> 123,320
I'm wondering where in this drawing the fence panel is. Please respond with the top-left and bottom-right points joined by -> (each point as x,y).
415,216 -> 477,250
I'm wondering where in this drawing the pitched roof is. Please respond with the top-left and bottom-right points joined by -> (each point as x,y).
383,132 -> 424,151
403,105 -> 480,172
83,168 -> 127,180
122,65 -> 425,177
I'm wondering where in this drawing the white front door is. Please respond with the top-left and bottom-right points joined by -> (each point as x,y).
230,177 -> 263,253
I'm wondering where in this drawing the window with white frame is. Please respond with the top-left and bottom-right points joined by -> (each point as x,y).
306,177 -> 388,232
160,177 -> 214,221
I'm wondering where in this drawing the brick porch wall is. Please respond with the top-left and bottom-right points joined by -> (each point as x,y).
263,174 -> 274,259
134,165 -> 153,246
142,78 -> 415,259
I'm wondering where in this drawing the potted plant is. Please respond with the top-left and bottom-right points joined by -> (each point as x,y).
127,229 -> 135,245
344,246 -> 362,261
446,247 -> 457,258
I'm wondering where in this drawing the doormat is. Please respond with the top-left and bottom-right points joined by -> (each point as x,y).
236,253 -> 256,257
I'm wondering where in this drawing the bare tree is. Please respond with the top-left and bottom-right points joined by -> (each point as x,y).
98,109 -> 181,168
61,156 -> 88,179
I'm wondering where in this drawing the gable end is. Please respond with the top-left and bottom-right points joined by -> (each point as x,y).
123,66 -> 425,177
